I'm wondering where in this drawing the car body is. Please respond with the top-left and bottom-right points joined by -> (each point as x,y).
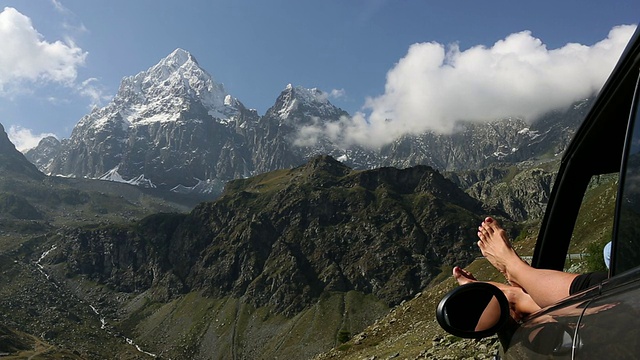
437,24 -> 640,359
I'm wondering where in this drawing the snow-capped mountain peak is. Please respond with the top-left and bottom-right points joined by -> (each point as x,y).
159,48 -> 198,68
113,48 -> 240,123
276,84 -> 340,120
143,48 -> 204,87
24,45 -> 592,200
74,48 -> 244,137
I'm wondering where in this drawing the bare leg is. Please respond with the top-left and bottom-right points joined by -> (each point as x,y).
477,217 -> 579,308
453,266 -> 540,320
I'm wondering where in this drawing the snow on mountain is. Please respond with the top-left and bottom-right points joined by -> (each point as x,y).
116,48 -> 240,124
75,48 -> 240,134
24,47 -> 593,198
35,48 -> 257,191
276,84 -> 343,120
98,166 -> 156,188
170,178 -> 226,195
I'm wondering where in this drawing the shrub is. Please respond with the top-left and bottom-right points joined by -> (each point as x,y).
337,328 -> 351,344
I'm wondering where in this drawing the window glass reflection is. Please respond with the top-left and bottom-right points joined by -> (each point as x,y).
615,77 -> 640,274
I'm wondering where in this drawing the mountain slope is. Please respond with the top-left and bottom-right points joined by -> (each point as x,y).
47,155 -> 488,310
0,123 -> 45,180
0,121 -> 197,248
380,98 -> 592,172
29,155 -> 497,358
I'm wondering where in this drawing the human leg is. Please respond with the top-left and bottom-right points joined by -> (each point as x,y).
453,266 -> 540,320
477,217 -> 579,308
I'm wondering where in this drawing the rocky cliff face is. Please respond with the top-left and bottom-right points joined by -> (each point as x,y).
446,163 -> 558,222
44,156 -> 491,316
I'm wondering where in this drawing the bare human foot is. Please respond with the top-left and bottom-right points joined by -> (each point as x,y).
452,266 -> 476,285
477,217 -> 525,286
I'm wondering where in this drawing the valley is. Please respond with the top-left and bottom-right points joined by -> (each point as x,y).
0,47 -> 606,359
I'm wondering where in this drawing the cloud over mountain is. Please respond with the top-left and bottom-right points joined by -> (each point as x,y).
300,24 -> 637,148
7,126 -> 56,152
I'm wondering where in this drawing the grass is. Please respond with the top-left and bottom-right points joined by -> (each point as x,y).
112,289 -> 389,360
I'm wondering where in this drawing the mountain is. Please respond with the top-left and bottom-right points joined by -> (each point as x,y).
29,48 -> 256,193
251,84 -> 379,173
26,49 -> 361,195
25,48 -> 592,200
0,122 -> 204,357
23,155 -> 497,359
445,161 -> 559,222
0,123 -> 45,180
46,156 -> 488,311
0,119 -> 198,238
379,97 -> 591,171
23,135 -> 61,173
8,47 -> 597,359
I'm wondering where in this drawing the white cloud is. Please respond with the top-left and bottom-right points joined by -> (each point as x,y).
7,125 -> 57,152
0,7 -> 87,94
79,78 -> 111,107
51,0 -> 66,13
300,24 -> 637,148
329,88 -> 346,99
312,88 -> 346,103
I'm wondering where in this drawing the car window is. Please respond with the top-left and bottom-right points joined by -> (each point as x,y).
565,174 -> 617,273
613,71 -> 640,275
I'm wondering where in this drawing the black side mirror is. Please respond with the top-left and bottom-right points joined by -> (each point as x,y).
436,282 -> 510,338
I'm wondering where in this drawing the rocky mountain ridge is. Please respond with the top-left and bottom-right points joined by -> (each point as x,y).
25,48 -> 592,198
1,154 -> 509,358
42,156 -> 491,314
3,113 -> 556,359
5,47 -> 591,359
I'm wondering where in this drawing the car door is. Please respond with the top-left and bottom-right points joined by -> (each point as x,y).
501,289 -> 596,359
573,270 -> 640,358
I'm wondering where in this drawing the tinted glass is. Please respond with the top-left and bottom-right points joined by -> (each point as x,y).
565,174 -> 616,273
614,72 -> 640,274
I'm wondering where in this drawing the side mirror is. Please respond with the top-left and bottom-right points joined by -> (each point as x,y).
436,282 -> 510,338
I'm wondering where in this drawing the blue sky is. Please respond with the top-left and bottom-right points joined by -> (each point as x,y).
1,0 -> 639,150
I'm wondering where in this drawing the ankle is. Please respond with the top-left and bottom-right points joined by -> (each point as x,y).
504,256 -> 529,286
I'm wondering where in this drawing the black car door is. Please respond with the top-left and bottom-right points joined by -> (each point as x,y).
574,270 -> 640,358
502,289 -> 596,359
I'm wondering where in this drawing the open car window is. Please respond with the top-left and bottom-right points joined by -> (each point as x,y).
565,174 -> 617,273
